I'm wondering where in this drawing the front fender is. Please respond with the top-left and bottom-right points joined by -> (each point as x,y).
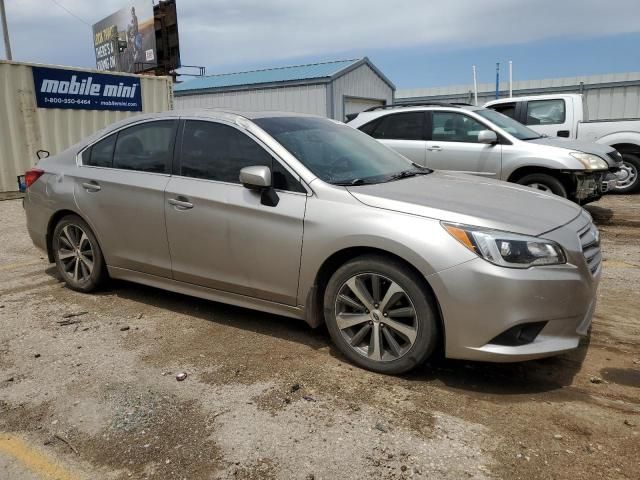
502,158 -> 586,180
297,200 -> 476,308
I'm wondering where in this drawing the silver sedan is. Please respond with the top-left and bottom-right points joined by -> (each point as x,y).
23,110 -> 601,373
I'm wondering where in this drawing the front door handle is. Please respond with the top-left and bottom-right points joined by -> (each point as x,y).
427,146 -> 442,152
168,197 -> 194,210
82,181 -> 101,192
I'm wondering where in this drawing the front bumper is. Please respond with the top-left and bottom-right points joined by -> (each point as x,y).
601,172 -> 619,194
428,211 -> 600,362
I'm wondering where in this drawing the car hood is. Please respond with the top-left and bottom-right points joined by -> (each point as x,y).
347,171 -> 582,237
528,137 -> 619,166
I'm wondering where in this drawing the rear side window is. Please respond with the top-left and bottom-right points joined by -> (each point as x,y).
112,120 -> 176,173
82,134 -> 116,167
180,120 -> 305,192
525,99 -> 566,125
490,102 -> 516,119
368,112 -> 425,141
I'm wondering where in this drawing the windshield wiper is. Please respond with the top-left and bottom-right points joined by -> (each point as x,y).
387,167 -> 432,181
333,178 -> 371,186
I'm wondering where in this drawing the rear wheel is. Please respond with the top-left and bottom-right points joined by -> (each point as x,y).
516,173 -> 568,198
323,255 -> 438,374
52,215 -> 106,292
612,153 -> 640,194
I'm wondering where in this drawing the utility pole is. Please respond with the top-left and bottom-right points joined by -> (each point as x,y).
509,60 -> 513,98
472,65 -> 478,106
0,0 -> 12,60
495,62 -> 500,100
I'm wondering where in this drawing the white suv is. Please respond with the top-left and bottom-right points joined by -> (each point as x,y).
348,103 -> 622,204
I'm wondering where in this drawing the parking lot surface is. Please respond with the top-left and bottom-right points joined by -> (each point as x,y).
1,196 -> 639,479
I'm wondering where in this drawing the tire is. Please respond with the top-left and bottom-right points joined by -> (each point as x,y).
612,153 -> 640,194
516,173 -> 568,198
52,214 -> 107,292
323,254 -> 439,374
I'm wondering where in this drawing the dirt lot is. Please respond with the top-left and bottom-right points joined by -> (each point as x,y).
1,195 -> 639,479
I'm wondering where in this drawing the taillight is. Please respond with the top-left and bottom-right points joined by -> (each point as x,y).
25,168 -> 45,188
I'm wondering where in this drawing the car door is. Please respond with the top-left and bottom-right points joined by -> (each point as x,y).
164,119 -> 307,306
361,111 -> 427,165
425,111 -> 502,178
74,119 -> 178,277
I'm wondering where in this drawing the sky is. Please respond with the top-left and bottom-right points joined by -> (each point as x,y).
1,0 -> 639,89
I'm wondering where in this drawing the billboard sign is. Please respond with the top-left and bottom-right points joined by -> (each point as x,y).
92,0 -> 157,73
32,66 -> 143,112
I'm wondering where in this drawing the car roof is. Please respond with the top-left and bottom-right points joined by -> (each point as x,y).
97,109 -> 322,135
347,103 -> 485,126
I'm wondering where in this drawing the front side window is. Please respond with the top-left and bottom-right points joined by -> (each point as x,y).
431,112 -> 487,143
113,120 -> 176,173
525,99 -> 566,125
180,120 -> 305,192
368,112 -> 425,141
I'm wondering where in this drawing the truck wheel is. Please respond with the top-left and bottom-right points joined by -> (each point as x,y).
323,255 -> 439,374
516,174 -> 567,198
612,153 -> 640,194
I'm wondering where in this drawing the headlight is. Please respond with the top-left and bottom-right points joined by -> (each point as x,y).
443,223 -> 566,268
569,152 -> 608,170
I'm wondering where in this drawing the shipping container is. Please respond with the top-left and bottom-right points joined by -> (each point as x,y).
0,60 -> 173,193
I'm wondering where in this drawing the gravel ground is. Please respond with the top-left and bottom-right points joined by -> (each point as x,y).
0,195 -> 639,479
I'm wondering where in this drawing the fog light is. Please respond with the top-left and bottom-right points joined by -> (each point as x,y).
489,321 -> 547,346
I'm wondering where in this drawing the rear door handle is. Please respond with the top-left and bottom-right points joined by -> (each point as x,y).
168,197 -> 194,210
427,146 -> 442,152
82,181 -> 101,192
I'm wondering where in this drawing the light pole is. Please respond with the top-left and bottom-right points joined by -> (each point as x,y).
0,0 -> 12,60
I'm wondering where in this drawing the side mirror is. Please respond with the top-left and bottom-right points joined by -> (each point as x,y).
240,165 -> 272,189
36,149 -> 50,160
478,130 -> 498,144
239,165 -> 279,207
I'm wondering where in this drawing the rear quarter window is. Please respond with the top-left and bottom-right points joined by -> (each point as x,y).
82,134 -> 116,168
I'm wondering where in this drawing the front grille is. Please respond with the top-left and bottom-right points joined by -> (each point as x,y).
578,221 -> 601,275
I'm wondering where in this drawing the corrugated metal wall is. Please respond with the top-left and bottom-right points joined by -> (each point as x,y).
174,84 -> 328,116
0,60 -> 172,192
585,85 -> 640,120
331,64 -> 394,121
396,72 -> 640,120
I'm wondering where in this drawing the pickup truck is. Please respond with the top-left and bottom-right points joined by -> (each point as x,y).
485,94 -> 639,193
348,103 -> 622,204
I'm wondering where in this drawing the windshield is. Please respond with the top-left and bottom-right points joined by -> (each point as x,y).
253,116 -> 423,185
476,109 -> 542,140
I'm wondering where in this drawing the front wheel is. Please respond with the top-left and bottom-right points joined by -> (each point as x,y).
323,255 -> 439,374
52,215 -> 107,292
612,153 -> 640,194
516,173 -> 568,198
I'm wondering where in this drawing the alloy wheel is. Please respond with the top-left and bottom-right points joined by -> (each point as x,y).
526,182 -> 552,192
334,273 -> 418,362
57,224 -> 94,283
613,162 -> 638,191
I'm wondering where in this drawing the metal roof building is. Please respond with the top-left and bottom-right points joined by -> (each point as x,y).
174,57 -> 395,121
396,72 -> 640,120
